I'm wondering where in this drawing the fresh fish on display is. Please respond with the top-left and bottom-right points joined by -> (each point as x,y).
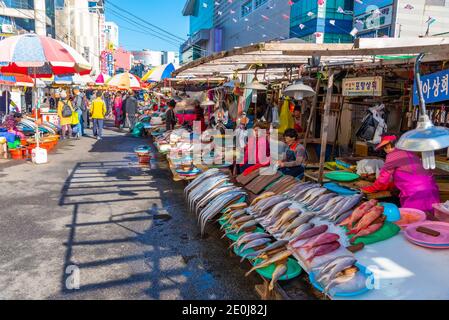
315,256 -> 356,283
348,206 -> 384,234
324,272 -> 357,295
245,251 -> 293,277
269,264 -> 288,291
240,240 -> 288,262
288,222 -> 315,241
199,191 -> 246,235
280,214 -> 314,238
253,196 -> 287,217
306,241 -> 341,263
319,196 -> 352,219
191,181 -> 232,213
184,169 -> 220,196
333,210 -> 354,225
251,192 -> 276,206
223,202 -> 248,214
236,220 -> 259,234
263,200 -> 293,221
314,196 -> 345,216
268,210 -> 300,232
350,217 -> 386,243
240,238 -> 272,252
325,194 -> 362,222
195,185 -> 239,214
302,188 -> 328,206
339,199 -> 378,228
293,187 -> 320,202
290,225 -> 329,246
252,195 -> 284,213
188,176 -> 229,212
230,232 -> 271,249
283,182 -> 315,198
308,193 -> 337,210
300,233 -> 341,252
228,214 -> 254,229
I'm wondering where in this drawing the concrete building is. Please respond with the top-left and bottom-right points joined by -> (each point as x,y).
354,0 -> 449,38
0,0 -> 57,38
105,20 -> 119,49
290,0 -> 354,43
132,49 -> 179,68
214,0 -> 291,49
113,47 -> 132,72
181,0 -> 292,64
55,0 -> 105,74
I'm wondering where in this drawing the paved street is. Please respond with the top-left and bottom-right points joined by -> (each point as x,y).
0,124 -> 260,300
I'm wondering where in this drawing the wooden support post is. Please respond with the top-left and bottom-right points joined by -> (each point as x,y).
318,70 -> 335,184
303,78 -> 321,149
331,96 -> 345,159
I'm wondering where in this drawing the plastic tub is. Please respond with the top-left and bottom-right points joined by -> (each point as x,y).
9,148 -> 23,160
433,203 -> 449,223
396,208 -> 427,229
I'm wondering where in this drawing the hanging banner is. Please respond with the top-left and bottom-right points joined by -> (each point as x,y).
413,68 -> 449,106
342,76 -> 383,96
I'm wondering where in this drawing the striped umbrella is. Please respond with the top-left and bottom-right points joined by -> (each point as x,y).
95,73 -> 111,85
0,33 -> 91,77
142,63 -> 175,83
107,72 -> 141,90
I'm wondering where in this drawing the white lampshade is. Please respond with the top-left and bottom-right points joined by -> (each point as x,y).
245,77 -> 267,91
283,80 -> 316,100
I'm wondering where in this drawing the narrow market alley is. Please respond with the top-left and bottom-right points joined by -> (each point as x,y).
0,125 -> 263,300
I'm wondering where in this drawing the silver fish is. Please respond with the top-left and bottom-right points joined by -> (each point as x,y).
241,238 -> 272,252
264,200 -> 293,221
268,210 -> 299,232
309,193 -> 337,210
241,240 -> 288,262
287,222 -> 315,241
280,213 -> 314,238
255,196 -> 287,217
324,273 -> 357,295
236,220 -> 259,234
230,232 -> 271,249
317,257 -> 357,285
302,188 -> 328,205
315,196 -> 345,216
269,264 -> 288,291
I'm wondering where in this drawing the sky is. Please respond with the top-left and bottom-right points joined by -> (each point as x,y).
105,0 -> 189,52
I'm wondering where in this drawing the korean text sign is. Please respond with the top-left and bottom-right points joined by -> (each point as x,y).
413,69 -> 449,105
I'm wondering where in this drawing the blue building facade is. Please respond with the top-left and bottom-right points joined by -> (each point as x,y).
290,0 -> 354,43
353,0 -> 394,38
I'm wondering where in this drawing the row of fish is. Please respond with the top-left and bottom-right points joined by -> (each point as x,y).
222,205 -> 293,291
185,169 -> 247,236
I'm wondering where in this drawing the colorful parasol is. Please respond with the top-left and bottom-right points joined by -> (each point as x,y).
95,73 -> 111,85
0,33 -> 91,77
107,72 -> 142,90
142,63 -> 175,83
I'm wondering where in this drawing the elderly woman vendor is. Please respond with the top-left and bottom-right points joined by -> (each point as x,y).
277,129 -> 307,177
361,135 -> 440,212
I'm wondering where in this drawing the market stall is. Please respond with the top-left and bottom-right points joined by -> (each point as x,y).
159,38 -> 449,300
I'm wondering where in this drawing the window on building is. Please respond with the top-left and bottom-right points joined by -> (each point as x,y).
241,0 -> 252,17
255,0 -> 268,9
425,0 -> 446,5
2,0 -> 34,10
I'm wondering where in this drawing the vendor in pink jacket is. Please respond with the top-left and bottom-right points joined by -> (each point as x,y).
361,135 -> 440,213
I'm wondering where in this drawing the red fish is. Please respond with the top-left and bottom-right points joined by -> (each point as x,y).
350,222 -> 384,244
339,199 -> 378,228
347,206 -> 383,235
306,241 -> 341,263
301,233 -> 340,252
290,225 -> 328,247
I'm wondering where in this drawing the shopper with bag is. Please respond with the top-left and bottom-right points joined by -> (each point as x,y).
57,91 -> 74,140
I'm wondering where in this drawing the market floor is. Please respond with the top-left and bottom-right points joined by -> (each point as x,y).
0,123 -> 265,300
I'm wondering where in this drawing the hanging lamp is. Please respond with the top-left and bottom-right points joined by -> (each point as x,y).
283,66 -> 316,100
396,53 -> 449,170
245,68 -> 267,91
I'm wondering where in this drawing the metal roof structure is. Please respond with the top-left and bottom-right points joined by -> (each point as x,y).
173,38 -> 449,78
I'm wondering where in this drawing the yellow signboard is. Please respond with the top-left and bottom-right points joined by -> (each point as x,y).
342,76 -> 383,97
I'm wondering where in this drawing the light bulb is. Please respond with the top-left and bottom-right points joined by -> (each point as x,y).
422,151 -> 436,170
294,91 -> 304,100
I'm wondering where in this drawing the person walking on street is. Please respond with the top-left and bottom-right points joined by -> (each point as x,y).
165,99 -> 177,131
73,88 -> 86,136
125,91 -> 138,132
122,92 -> 128,128
57,90 -> 74,140
113,92 -> 124,128
90,91 -> 107,140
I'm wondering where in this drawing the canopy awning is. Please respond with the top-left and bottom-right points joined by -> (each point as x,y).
173,38 -> 449,78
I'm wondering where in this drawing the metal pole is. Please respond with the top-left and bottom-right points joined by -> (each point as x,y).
318,69 -> 335,184
303,77 -> 321,149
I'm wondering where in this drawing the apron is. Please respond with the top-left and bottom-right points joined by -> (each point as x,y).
280,143 -> 305,178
